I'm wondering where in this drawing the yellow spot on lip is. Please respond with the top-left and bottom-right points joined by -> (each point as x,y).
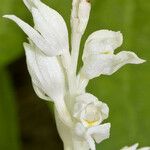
83,119 -> 99,127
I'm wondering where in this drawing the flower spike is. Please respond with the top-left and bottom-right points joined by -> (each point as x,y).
4,0 -> 147,150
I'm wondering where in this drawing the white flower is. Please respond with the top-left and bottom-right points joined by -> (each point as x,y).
121,143 -> 150,150
73,93 -> 110,150
4,0 -> 146,150
74,93 -> 109,127
80,30 -> 145,79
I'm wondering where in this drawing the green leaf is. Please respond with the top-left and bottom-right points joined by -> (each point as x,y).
0,68 -> 21,150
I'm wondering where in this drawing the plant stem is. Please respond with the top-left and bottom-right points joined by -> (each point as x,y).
70,30 -> 82,94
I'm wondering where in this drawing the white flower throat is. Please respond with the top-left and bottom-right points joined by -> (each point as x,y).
81,104 -> 102,127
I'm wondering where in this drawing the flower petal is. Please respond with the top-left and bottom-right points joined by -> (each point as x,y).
24,42 -> 73,126
100,103 -> 109,120
83,30 -> 123,58
139,147 -> 150,150
81,51 -> 145,79
73,93 -> 100,118
87,123 -> 111,144
121,143 -> 139,150
3,15 -> 61,56
23,42 -> 65,101
31,7 -> 68,56
121,144 -> 150,150
32,82 -> 51,101
85,134 -> 96,150
23,0 -> 40,11
30,0 -> 69,53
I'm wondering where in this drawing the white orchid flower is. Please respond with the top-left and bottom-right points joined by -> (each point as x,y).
4,0 -> 146,150
56,93 -> 110,150
121,143 -> 150,150
73,93 -> 110,150
73,93 -> 109,128
80,30 -> 145,79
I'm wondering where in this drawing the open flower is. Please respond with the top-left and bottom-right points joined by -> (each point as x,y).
73,93 -> 110,150
80,30 -> 145,79
121,143 -> 150,150
74,93 -> 109,127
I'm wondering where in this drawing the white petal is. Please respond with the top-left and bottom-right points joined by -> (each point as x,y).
3,15 -> 61,56
23,43 -> 65,101
121,143 -> 139,150
55,108 -> 73,148
85,134 -> 96,150
73,93 -> 100,118
23,0 -> 40,11
32,82 -> 51,101
100,103 -> 109,120
31,0 -> 69,52
74,123 -> 86,137
78,0 -> 91,33
121,144 -> 150,150
83,30 -> 123,58
87,123 -> 111,143
81,51 -> 145,79
31,7 -> 68,55
139,147 -> 150,150
24,43 -> 73,126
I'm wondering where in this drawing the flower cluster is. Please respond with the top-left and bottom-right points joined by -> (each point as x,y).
4,0 -> 147,150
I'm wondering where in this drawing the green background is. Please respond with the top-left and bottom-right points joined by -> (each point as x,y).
0,0 -> 150,149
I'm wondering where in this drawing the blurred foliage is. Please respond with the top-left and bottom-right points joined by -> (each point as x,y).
0,68 -> 21,149
0,0 -> 150,150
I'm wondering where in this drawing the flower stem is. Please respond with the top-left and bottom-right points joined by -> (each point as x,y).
70,30 -> 82,94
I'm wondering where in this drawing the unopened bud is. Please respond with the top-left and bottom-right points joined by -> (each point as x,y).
78,0 -> 91,34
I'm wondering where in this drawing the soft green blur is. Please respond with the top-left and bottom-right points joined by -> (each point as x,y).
0,0 -> 150,149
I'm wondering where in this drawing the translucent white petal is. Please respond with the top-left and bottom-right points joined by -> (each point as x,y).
83,30 -> 123,58
87,123 -> 111,143
3,15 -> 61,56
31,0 -> 69,52
23,43 -> 65,101
81,51 -> 145,79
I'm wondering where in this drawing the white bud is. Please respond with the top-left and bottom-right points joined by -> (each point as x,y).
78,0 -> 91,33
